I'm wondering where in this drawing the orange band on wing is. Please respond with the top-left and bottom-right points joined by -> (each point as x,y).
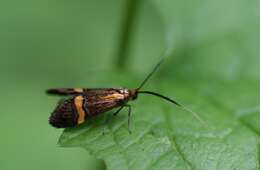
103,93 -> 125,100
74,95 -> 86,124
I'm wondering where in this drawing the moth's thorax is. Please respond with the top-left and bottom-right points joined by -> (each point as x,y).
118,88 -> 130,99
117,88 -> 138,101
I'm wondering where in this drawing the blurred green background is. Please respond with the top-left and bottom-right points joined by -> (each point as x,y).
1,0 -> 260,169
0,0 -> 164,169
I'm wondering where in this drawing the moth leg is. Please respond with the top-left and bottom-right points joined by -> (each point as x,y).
102,105 -> 132,134
102,116 -> 110,135
113,106 -> 125,116
102,106 -> 124,135
113,105 -> 132,134
125,104 -> 132,134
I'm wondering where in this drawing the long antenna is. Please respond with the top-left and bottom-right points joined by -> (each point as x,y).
135,48 -> 207,126
138,91 -> 208,126
136,54 -> 167,91
136,46 -> 173,90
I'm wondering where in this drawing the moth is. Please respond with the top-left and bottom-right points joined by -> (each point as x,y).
47,58 -> 204,132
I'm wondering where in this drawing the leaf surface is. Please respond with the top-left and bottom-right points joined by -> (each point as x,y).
59,1 -> 260,169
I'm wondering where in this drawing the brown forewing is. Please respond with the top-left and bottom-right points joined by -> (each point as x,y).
83,88 -> 128,116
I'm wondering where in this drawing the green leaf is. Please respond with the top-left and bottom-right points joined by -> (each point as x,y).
59,77 -> 259,170
58,0 -> 260,170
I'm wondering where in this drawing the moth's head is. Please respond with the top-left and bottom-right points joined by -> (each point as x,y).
49,98 -> 78,128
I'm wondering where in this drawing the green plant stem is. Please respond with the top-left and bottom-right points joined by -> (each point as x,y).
116,0 -> 140,69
